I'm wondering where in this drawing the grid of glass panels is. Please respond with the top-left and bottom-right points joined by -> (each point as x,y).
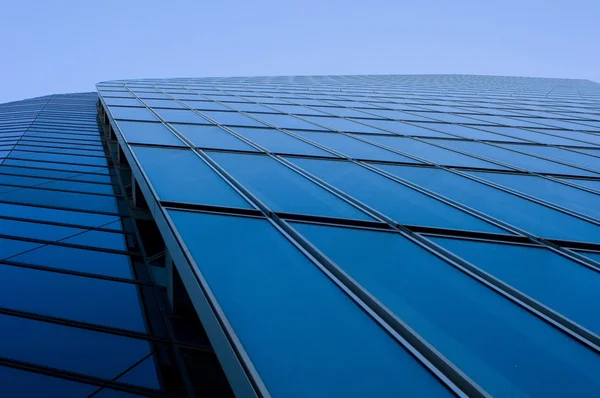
0,93 -> 231,397
99,75 -> 600,397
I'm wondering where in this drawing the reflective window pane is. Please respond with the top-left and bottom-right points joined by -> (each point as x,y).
292,131 -> 422,163
207,152 -> 372,220
231,127 -> 334,157
362,135 -> 508,169
132,146 -> 252,209
109,107 -> 157,122
115,120 -> 185,147
293,222 -> 600,397
170,123 -> 258,152
375,165 -> 600,244
167,210 -> 451,397
431,237 -> 600,335
288,157 -> 507,233
466,171 -> 600,221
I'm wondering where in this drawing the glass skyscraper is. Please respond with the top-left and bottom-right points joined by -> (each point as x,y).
1,74 -> 600,397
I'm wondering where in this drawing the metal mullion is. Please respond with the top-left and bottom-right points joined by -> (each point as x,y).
418,230 -> 537,246
161,201 -> 264,218
542,173 -> 600,193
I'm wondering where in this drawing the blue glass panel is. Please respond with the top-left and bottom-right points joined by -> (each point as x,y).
200,111 -> 267,127
287,157 -> 507,233
251,113 -> 326,130
231,127 -> 335,157
103,98 -> 143,107
15,144 -> 105,157
9,245 -> 134,279
0,218 -> 84,241
375,165 -> 600,243
424,139 -> 597,176
496,144 -> 600,171
417,112 -> 482,124
109,106 -> 157,122
132,92 -> 169,100
0,314 -> 158,388
0,173 -> 113,195
8,150 -> 108,167
226,102 -> 276,113
2,159 -> 110,175
466,171 -> 600,220
560,178 -> 600,192
100,91 -> 133,98
0,264 -> 146,332
182,100 -> 231,111
292,131 -> 421,163
416,123 -> 526,142
0,202 -> 118,228
167,210 -> 450,397
0,238 -> 43,259
354,119 -> 450,137
569,147 -> 600,156
116,355 -> 161,389
467,115 -> 547,128
269,104 -> 328,116
153,108 -> 210,124
63,229 -> 128,251
115,120 -> 185,147
0,186 -> 119,213
170,123 -> 258,151
319,106 -> 380,118
292,222 -> 600,397
431,237 -> 600,335
362,135 -> 508,169
207,152 -> 372,220
132,146 -> 251,209
481,126 -> 587,145
0,366 -> 97,397
142,99 -> 185,109
300,116 -> 386,134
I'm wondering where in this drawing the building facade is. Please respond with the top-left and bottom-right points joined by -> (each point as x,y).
1,75 -> 600,396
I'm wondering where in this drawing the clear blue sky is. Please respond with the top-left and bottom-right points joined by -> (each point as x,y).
1,0 -> 598,103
